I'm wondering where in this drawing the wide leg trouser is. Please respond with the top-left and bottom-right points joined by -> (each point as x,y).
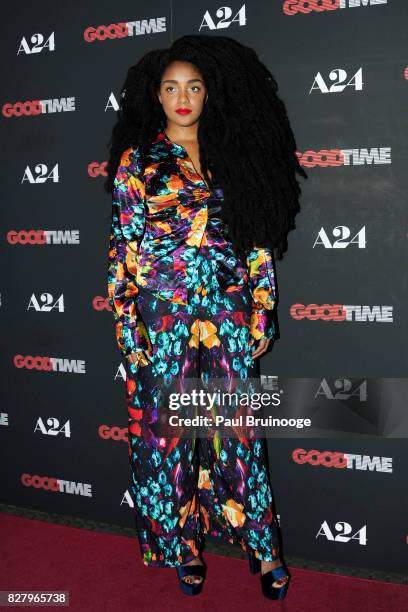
125,247 -> 281,567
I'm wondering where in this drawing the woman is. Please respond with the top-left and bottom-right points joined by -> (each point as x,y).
105,34 -> 307,599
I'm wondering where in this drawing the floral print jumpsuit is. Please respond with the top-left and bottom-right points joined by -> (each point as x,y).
107,128 -> 281,567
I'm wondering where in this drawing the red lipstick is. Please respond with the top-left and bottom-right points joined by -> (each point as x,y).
175,108 -> 192,115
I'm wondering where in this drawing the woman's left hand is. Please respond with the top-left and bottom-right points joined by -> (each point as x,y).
252,338 -> 271,359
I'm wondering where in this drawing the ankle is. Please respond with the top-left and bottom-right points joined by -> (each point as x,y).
183,557 -> 203,566
261,559 -> 282,571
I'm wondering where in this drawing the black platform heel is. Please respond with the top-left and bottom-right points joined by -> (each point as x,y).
176,558 -> 207,596
247,552 -> 290,600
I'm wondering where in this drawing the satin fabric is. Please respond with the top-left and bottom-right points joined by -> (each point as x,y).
108,129 -> 276,357
125,245 -> 281,567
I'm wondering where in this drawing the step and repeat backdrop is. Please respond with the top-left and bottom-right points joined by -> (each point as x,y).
1,1 -> 407,574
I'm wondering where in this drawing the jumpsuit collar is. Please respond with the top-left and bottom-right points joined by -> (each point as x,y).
152,127 -> 216,189
152,128 -> 189,158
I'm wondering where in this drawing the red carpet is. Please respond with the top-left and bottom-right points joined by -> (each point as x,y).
1,513 -> 407,611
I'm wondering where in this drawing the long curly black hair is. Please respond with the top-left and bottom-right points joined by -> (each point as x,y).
104,34 -> 307,260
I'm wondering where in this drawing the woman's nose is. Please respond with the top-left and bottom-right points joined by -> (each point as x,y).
178,90 -> 189,104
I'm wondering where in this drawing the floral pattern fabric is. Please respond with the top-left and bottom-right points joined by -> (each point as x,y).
107,129 -> 276,358
107,129 -> 281,567
124,247 -> 281,567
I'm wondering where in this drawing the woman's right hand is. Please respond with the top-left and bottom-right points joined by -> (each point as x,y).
126,350 -> 152,370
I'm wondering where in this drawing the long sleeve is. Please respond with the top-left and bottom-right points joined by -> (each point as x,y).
107,147 -> 149,357
246,247 -> 276,342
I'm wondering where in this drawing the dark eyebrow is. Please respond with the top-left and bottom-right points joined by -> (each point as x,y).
161,79 -> 204,84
